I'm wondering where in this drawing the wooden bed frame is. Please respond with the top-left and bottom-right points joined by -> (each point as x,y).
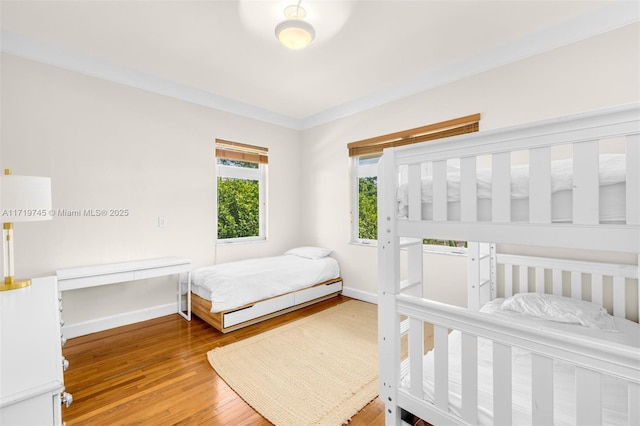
192,278 -> 342,333
377,103 -> 640,425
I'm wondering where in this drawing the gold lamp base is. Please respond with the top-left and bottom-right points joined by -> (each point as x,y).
0,277 -> 31,291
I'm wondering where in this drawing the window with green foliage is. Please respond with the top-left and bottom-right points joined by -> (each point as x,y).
217,160 -> 261,239
352,155 -> 380,243
347,114 -> 481,249
351,156 -> 465,249
216,140 -> 267,242
423,239 -> 467,249
358,176 -> 378,240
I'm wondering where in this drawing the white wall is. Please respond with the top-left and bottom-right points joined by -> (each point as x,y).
300,22 -> 640,306
0,54 -> 303,329
1,22 -> 637,331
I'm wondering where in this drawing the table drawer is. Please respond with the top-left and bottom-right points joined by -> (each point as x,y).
134,264 -> 189,280
58,271 -> 135,291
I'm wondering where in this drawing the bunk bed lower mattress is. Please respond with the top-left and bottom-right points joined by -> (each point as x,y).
400,298 -> 640,425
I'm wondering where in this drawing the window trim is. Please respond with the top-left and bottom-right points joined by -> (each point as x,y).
351,156 -> 380,244
215,140 -> 267,244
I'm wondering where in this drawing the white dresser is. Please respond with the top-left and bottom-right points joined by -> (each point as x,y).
0,276 -> 69,425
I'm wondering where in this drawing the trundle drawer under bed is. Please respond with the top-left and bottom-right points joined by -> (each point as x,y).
192,278 -> 343,333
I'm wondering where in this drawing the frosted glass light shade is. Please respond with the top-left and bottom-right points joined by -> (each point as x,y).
275,19 -> 315,50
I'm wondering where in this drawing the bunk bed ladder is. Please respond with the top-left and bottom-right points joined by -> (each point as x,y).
467,242 -> 495,309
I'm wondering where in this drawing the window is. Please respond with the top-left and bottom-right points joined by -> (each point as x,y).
348,114 -> 480,248
352,154 -> 381,243
216,139 -> 267,242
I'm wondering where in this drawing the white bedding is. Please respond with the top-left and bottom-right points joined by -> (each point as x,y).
398,154 -> 626,222
191,254 -> 340,313
401,298 -> 640,425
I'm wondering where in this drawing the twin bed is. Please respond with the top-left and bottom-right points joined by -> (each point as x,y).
377,103 -> 639,425
190,246 -> 342,333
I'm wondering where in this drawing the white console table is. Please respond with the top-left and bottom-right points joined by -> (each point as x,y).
56,257 -> 192,321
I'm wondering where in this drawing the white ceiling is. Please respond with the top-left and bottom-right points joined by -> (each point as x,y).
1,0 -> 638,129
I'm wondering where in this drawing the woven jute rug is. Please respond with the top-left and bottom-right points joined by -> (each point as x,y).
207,300 -> 378,426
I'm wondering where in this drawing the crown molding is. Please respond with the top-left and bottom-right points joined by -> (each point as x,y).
1,1 -> 638,131
302,1 -> 640,129
0,30 -> 302,130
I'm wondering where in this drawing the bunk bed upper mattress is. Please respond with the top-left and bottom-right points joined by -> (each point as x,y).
397,154 -> 626,222
191,249 -> 340,313
401,297 -> 640,425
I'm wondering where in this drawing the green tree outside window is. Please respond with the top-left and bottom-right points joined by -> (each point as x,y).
217,177 -> 259,239
358,176 -> 378,240
217,158 -> 263,240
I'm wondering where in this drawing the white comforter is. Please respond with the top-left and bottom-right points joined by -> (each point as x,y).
401,298 -> 639,425
191,255 -> 340,313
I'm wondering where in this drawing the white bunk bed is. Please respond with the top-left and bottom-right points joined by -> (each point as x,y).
377,103 -> 640,425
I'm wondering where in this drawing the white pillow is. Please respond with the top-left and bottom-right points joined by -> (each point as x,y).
285,246 -> 332,259
501,293 -> 617,332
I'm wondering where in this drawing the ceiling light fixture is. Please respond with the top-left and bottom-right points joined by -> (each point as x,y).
275,3 -> 315,50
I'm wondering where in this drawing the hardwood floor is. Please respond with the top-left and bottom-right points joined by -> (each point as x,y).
62,295 -> 386,425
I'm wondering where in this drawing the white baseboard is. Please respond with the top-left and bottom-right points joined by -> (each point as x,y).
63,303 -> 177,339
342,286 -> 378,305
63,289 -> 376,339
